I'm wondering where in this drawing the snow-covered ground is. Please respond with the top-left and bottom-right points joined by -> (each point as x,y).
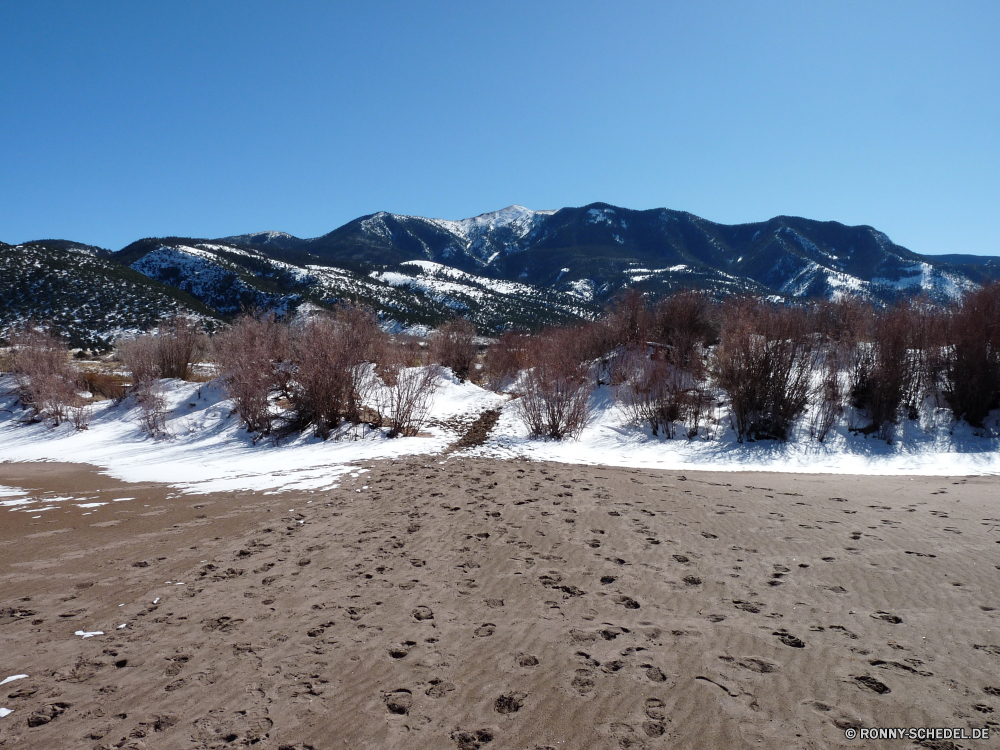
0,373 -> 503,497
1,373 -> 998,502
472,386 -> 1000,476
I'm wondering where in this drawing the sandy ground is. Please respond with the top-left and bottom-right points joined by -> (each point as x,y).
1,459 -> 1000,750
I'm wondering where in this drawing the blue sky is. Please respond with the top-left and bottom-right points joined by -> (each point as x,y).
2,1 -> 998,254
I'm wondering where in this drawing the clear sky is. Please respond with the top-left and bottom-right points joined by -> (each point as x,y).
2,1 -> 998,255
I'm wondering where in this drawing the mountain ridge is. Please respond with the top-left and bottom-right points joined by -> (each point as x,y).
5,203 -> 999,348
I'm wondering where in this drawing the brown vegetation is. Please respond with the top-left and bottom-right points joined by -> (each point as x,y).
430,319 -> 477,381
942,283 -> 1000,427
8,325 -> 89,428
713,300 -> 814,442
515,328 -> 592,439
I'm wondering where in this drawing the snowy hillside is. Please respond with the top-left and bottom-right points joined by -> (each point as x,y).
115,239 -> 596,332
0,241 -> 213,349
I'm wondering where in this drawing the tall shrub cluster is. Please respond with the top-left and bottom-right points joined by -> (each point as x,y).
8,325 -> 89,428
515,327 -> 593,439
213,307 -> 440,440
116,317 -> 205,435
713,301 -> 815,442
942,283 -> 1000,427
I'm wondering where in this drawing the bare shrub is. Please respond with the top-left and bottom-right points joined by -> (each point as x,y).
943,282 -> 1000,427
607,289 -> 652,348
289,307 -> 384,439
714,301 -> 815,442
9,325 -> 82,426
808,297 -> 873,344
810,344 -> 845,442
652,290 -> 718,365
215,312 -> 290,436
515,328 -> 592,440
82,370 -> 130,404
135,378 -> 169,436
154,316 -> 204,379
116,335 -> 160,386
483,331 -> 528,391
376,364 -> 441,437
376,336 -> 424,389
115,335 -> 174,436
430,319 -> 477,381
116,317 -> 204,388
574,319 -> 618,364
70,403 -> 92,430
849,305 -> 922,441
617,348 -> 694,438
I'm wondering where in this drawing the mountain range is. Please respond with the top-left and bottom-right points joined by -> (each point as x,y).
3,203 -> 998,349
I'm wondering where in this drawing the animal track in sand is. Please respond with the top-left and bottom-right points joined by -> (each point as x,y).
426,679 -> 456,698
494,692 -> 526,714
474,623 -> 496,637
451,728 -> 494,749
571,669 -> 595,694
643,665 -> 667,682
388,641 -> 417,659
385,688 -> 413,714
614,595 -> 640,609
412,606 -> 434,621
724,656 -> 779,673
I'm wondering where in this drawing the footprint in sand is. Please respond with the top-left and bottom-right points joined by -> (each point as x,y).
772,629 -> 805,648
426,679 -> 456,698
571,669 -> 595,694
853,675 -> 890,694
871,611 -> 903,624
494,692 -> 526,714
412,606 -> 434,621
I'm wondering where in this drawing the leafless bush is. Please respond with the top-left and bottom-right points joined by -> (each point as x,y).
574,319 -> 618,364
607,289 -> 652,348
377,335 -> 425,384
849,306 -> 922,441
215,312 -> 290,436
653,290 -> 718,365
810,344 -> 845,442
376,364 -> 441,437
117,335 -> 160,386
116,317 -> 204,387
617,347 -> 707,438
9,325 -> 82,427
808,297 -> 873,344
714,301 -> 815,442
70,403 -> 92,430
154,316 -> 204,379
288,308 -> 384,439
515,329 -> 592,440
942,282 -> 1000,427
483,331 -> 528,391
82,371 -> 130,404
430,319 -> 477,380
135,378 -> 169,436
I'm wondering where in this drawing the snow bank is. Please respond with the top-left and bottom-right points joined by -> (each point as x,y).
0,373 -> 502,495
464,385 -> 1000,476
1,371 -> 998,497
